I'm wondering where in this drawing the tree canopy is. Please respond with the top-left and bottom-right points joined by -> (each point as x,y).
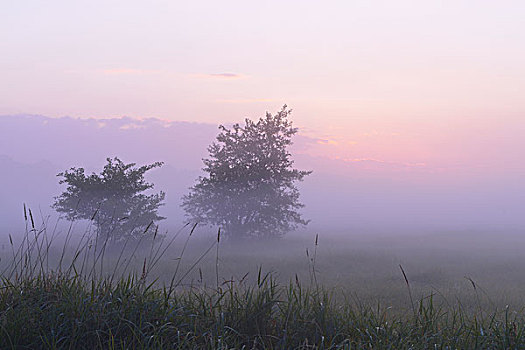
53,157 -> 165,243
182,105 -> 311,238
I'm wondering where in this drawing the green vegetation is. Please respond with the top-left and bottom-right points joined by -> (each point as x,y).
53,157 -> 165,243
182,105 -> 311,239
2,216 -> 525,348
4,269 -> 525,349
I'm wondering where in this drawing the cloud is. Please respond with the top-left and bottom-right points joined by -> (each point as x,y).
100,68 -> 161,75
215,98 -> 274,104
316,139 -> 339,146
191,73 -> 248,80
209,73 -> 242,78
63,68 -> 164,76
314,137 -> 358,147
341,157 -> 427,168
362,130 -> 402,138
119,123 -> 145,130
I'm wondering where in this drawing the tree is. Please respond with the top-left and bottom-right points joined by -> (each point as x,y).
53,157 -> 165,243
182,105 -> 311,238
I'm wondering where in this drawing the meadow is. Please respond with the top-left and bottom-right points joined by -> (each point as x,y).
1,218 -> 525,348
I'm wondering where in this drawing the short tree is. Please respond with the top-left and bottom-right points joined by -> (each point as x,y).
53,157 -> 165,243
182,105 -> 311,238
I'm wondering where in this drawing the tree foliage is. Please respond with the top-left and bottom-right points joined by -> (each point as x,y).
182,106 -> 311,238
53,157 -> 165,243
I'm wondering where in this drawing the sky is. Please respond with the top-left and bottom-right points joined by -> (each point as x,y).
1,1 -> 525,182
2,114 -> 524,232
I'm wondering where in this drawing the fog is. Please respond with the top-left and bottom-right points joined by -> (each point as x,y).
3,112 -> 525,314
3,2 -> 525,345
1,113 -> 524,235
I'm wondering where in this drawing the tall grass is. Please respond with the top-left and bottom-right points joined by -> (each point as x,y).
1,213 -> 525,348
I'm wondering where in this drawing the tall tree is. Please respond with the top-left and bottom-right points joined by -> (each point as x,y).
182,106 -> 311,238
53,157 -> 165,243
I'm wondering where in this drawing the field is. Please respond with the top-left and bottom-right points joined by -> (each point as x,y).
151,227 -> 525,312
1,220 -> 525,348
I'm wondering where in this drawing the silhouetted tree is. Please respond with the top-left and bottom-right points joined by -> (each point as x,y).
182,105 -> 311,238
53,157 -> 165,243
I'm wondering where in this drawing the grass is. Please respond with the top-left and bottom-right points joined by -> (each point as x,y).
1,214 -> 525,348
3,268 -> 525,349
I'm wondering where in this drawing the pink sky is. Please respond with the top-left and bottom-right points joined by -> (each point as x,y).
1,0 -> 525,176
